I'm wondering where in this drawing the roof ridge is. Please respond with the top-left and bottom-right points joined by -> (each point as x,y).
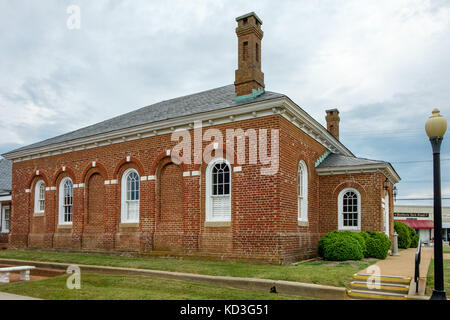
3,85 -> 286,155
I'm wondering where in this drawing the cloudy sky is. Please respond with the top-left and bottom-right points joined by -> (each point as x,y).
1,0 -> 450,205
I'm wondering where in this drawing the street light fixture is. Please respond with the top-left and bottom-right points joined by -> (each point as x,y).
425,108 -> 447,300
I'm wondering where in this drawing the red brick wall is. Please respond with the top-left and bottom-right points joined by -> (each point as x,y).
318,172 -> 391,236
154,161 -> 184,251
83,171 -> 105,250
278,117 -> 327,262
8,113 -> 393,262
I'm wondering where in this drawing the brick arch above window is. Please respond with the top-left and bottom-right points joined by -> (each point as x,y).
27,172 -> 50,190
116,162 -> 144,182
295,153 -> 313,177
52,167 -> 77,186
113,157 -> 145,179
198,148 -> 237,174
150,151 -> 189,176
332,181 -> 367,201
81,162 -> 109,183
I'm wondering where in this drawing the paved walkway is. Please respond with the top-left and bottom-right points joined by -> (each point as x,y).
0,292 -> 40,300
359,247 -> 433,297
360,247 -> 433,278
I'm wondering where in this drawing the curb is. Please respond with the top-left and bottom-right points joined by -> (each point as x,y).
0,258 -> 348,300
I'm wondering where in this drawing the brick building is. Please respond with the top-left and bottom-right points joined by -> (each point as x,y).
2,12 -> 400,263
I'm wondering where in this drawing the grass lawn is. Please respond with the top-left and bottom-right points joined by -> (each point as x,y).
426,259 -> 450,295
0,250 -> 376,288
0,273 -> 313,300
443,246 -> 450,254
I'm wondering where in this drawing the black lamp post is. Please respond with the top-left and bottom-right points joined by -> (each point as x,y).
425,108 -> 447,300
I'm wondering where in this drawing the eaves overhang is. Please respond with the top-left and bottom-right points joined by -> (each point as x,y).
316,163 -> 401,184
2,96 -> 353,162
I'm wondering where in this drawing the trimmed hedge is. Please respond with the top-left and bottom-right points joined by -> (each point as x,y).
411,232 -> 419,248
318,231 -> 365,258
406,225 -> 419,248
323,236 -> 364,261
394,221 -> 412,249
318,230 -> 391,261
394,221 -> 420,249
363,231 -> 391,259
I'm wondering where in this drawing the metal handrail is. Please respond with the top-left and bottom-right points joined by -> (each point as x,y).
414,239 -> 422,293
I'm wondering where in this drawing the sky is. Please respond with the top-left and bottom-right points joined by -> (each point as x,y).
0,0 -> 450,205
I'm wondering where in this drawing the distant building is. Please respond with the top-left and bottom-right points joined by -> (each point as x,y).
0,158 -> 12,247
394,205 -> 450,244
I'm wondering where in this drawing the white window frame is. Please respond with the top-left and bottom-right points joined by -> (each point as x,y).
34,180 -> 45,214
205,158 -> 231,222
384,192 -> 390,237
297,160 -> 308,222
121,168 -> 140,223
58,177 -> 73,225
1,205 -> 10,233
338,188 -> 361,231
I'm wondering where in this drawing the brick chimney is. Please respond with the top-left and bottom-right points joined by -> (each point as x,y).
234,12 -> 265,96
325,109 -> 340,140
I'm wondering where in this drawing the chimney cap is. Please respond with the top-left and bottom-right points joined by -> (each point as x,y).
326,108 -> 339,114
235,12 -> 263,25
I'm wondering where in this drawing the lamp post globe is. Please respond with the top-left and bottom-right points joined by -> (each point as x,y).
426,108 -> 447,300
426,109 -> 447,139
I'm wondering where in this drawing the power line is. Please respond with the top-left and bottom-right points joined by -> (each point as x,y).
398,180 -> 450,183
390,159 -> 450,164
396,198 -> 450,201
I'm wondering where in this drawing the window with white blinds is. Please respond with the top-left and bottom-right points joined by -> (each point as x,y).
34,180 -> 45,214
121,168 -> 140,223
206,159 -> 231,222
298,160 -> 308,222
58,177 -> 73,225
338,188 -> 361,231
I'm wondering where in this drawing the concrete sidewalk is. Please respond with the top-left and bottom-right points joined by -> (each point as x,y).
360,247 -> 433,297
361,247 -> 433,278
0,292 -> 40,300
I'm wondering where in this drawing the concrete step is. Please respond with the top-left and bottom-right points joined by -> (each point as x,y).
350,281 -> 409,294
353,273 -> 411,285
347,289 -> 408,300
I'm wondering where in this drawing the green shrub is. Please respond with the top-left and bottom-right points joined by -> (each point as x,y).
394,221 -> 412,249
318,231 -> 365,261
323,236 -> 364,261
318,231 -> 340,257
364,232 -> 391,259
410,232 -> 419,248
404,225 -> 419,248
319,230 -> 391,261
350,232 -> 367,257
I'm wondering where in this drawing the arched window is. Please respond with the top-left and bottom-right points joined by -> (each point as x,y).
121,168 -> 140,223
338,188 -> 361,230
59,177 -> 73,225
298,160 -> 308,222
34,180 -> 45,214
206,158 -> 231,222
